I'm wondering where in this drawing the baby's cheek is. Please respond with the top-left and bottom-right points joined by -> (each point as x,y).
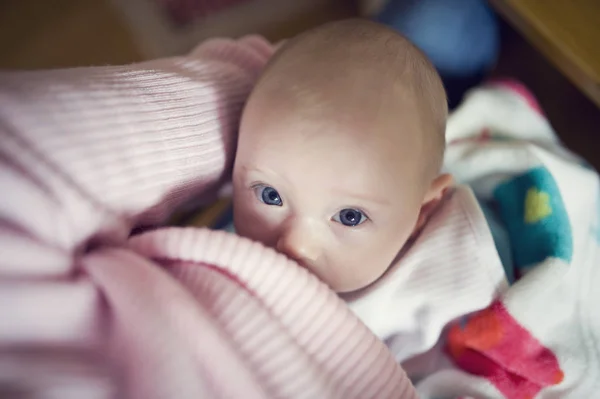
234,202 -> 281,247
339,232 -> 406,291
325,241 -> 385,292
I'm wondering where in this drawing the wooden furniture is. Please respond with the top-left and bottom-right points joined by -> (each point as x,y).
490,0 -> 600,108
111,0 -> 356,58
0,0 -> 141,69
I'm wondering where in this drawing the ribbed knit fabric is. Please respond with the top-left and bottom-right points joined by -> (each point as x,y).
0,36 -> 417,398
128,228 -> 415,398
0,35 -> 268,258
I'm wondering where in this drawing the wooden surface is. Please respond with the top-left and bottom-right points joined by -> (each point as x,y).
0,0 -> 141,69
0,0 -> 357,69
112,0 -> 357,58
490,0 -> 600,108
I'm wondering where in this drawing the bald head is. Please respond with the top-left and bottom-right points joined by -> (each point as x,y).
244,19 -> 447,179
234,20 -> 452,292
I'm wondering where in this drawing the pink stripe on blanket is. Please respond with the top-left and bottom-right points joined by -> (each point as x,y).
488,78 -> 544,116
447,300 -> 563,399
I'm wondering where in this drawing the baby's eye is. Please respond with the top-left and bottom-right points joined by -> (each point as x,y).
253,185 -> 283,206
332,208 -> 368,227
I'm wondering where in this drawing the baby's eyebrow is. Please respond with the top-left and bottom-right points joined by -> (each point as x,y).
241,165 -> 292,186
242,165 -> 276,177
334,190 -> 391,207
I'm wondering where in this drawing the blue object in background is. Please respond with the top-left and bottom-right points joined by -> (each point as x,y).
375,0 -> 500,107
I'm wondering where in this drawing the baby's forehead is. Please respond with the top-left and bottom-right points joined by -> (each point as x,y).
240,110 -> 423,188
244,88 -> 422,154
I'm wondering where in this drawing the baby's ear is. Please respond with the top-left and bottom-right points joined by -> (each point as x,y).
413,174 -> 454,234
424,173 -> 454,204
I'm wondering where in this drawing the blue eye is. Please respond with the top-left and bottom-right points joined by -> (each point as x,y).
333,208 -> 367,227
254,185 -> 283,206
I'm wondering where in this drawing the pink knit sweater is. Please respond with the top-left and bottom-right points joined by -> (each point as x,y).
0,36 -> 416,398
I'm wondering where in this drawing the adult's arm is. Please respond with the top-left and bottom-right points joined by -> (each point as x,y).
0,35 -> 273,276
0,36 -> 418,399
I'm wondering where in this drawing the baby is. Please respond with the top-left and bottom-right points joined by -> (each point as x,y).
233,19 -> 452,293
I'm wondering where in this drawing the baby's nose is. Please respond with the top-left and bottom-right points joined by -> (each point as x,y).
276,220 -> 321,267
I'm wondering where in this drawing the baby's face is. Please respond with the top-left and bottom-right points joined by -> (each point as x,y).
233,101 -> 430,293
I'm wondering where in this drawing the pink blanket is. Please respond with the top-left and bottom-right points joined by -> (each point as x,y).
0,35 -> 415,397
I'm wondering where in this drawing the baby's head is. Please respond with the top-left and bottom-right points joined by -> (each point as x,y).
233,19 -> 451,293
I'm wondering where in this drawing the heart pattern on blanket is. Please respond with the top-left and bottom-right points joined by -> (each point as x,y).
524,187 -> 552,224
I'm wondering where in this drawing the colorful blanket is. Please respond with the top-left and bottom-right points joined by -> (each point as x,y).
414,81 -> 600,398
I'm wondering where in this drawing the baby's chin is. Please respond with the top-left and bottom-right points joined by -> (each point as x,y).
328,268 -> 390,295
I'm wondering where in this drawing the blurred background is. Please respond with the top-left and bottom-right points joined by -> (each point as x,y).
0,0 -> 358,68
1,0 -> 598,226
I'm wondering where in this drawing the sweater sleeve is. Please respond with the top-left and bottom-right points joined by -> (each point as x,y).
0,36 -> 273,272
